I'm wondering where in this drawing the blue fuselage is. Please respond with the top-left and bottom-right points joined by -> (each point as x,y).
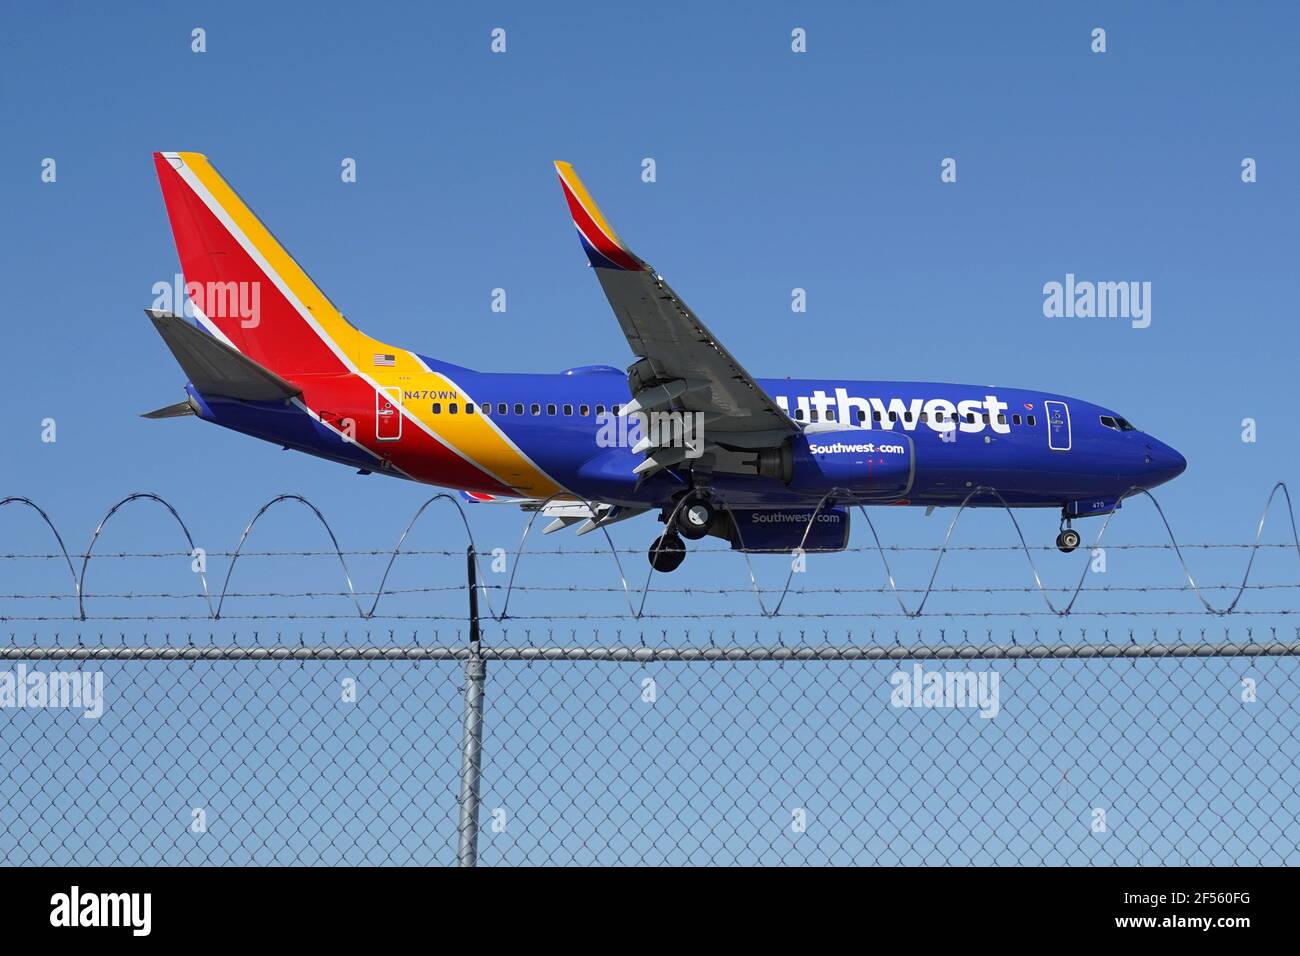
194,358 -> 1186,513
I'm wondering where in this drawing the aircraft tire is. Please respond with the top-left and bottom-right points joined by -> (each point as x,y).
1056,529 -> 1081,553
648,533 -> 687,573
675,500 -> 715,540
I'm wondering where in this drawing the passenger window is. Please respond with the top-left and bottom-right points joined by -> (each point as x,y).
826,409 -> 837,422
935,411 -> 945,422
595,405 -> 605,416
873,411 -> 882,422
530,403 -> 540,416
563,404 -> 573,416
1028,415 -> 1036,427
795,408 -> 806,421
888,412 -> 897,422
997,414 -> 1006,425
432,402 -> 442,414
547,404 -> 557,416
465,403 -> 474,415
449,403 -> 458,414
515,403 -> 524,416
482,403 -> 491,415
903,412 -> 912,422
810,409 -> 820,423
498,403 -> 508,415
612,405 -> 622,416
852,409 -> 863,425
981,413 -> 990,424
967,413 -> 976,424
1012,414 -> 1021,426
919,412 -> 928,423
579,405 -> 589,416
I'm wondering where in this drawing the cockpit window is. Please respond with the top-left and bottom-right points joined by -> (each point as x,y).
1100,414 -> 1137,432
1100,415 -> 1117,430
1115,417 -> 1136,431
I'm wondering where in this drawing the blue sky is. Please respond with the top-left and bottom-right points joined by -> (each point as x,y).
2,1 -> 1297,567
1,2 -> 1298,864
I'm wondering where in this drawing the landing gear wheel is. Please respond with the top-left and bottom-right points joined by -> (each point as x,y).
648,533 -> 687,573
675,499 -> 715,540
1056,529 -> 1081,553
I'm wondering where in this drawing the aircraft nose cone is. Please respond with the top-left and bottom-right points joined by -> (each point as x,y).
1144,439 -> 1186,487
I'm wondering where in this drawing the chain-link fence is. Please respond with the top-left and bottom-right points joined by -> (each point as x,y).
3,493 -> 1299,864
2,635 -> 1297,865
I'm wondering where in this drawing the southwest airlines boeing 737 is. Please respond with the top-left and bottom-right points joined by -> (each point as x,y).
144,153 -> 1186,572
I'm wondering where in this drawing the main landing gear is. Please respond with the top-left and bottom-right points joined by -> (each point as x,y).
648,533 -> 687,573
674,498 -> 715,540
647,494 -> 717,572
1055,518 -> 1081,554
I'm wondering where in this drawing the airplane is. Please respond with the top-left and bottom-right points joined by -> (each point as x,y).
144,152 -> 1186,573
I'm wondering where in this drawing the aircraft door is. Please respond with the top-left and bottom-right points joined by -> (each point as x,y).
1044,400 -> 1071,451
376,387 -> 402,441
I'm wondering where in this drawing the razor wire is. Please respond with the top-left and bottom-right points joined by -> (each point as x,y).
1,483 -> 1300,621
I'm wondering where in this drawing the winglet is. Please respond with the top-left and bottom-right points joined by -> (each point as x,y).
553,162 -> 645,272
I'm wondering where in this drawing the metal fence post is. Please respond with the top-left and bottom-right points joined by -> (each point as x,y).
457,545 -> 486,867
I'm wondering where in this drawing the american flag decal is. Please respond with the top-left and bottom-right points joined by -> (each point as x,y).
374,354 -> 396,366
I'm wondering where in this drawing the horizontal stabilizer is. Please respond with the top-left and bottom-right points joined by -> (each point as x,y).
140,398 -> 198,419
145,309 -> 301,402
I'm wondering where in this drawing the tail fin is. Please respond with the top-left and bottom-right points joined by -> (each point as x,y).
153,151 -> 363,377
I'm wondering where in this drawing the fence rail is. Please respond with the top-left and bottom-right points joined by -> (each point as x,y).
3,640 -> 1299,661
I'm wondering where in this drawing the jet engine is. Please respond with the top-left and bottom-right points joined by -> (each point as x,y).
748,430 -> 915,498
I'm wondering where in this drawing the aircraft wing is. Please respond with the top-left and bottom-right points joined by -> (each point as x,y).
554,163 -> 797,469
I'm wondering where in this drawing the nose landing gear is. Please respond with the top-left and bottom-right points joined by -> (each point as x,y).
1055,518 -> 1081,554
1055,529 -> 1081,553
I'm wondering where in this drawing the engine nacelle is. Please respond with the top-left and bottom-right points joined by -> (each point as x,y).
723,506 -> 851,553
784,430 -> 915,498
